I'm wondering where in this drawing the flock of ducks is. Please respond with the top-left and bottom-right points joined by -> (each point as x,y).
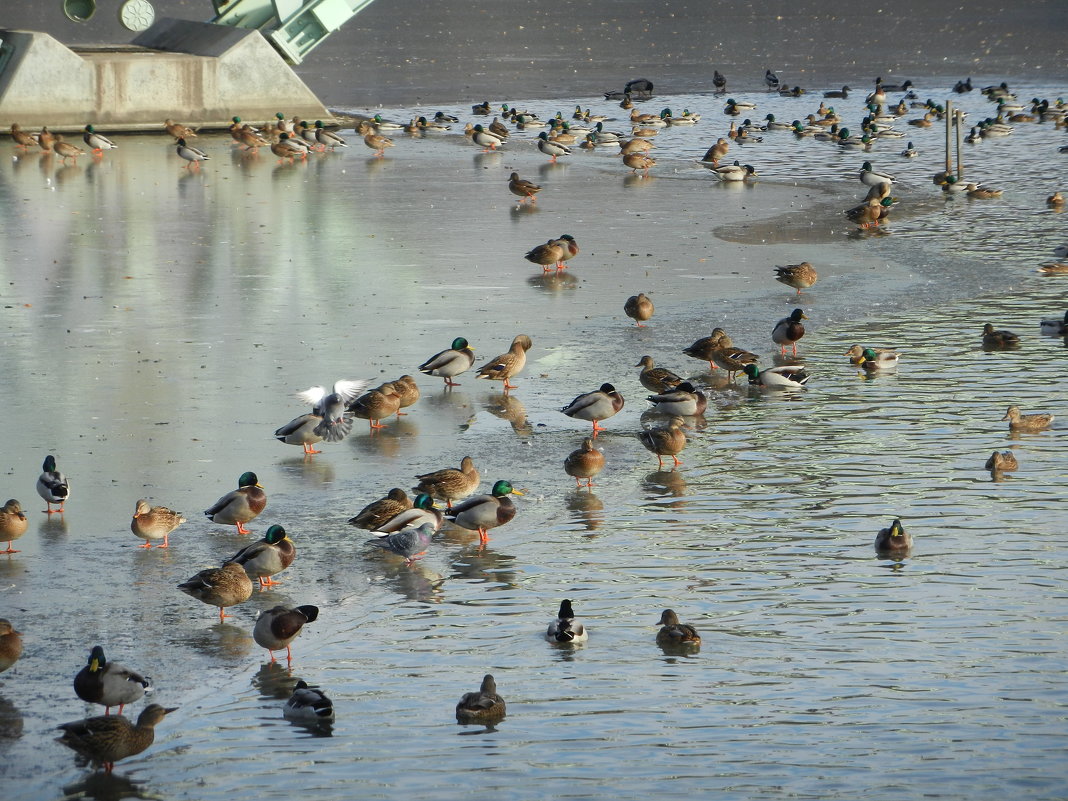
3,70 -> 1065,774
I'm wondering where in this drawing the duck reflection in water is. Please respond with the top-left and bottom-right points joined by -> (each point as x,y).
484,393 -> 533,437
63,770 -> 153,801
376,558 -> 445,603
566,489 -> 605,532
449,543 -> 517,582
642,469 -> 689,510
527,271 -> 578,293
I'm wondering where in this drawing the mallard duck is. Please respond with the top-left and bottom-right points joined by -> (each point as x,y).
547,599 -> 588,643
824,85 -> 851,99
656,609 -> 700,647
623,293 -> 654,326
366,522 -> 434,564
1038,262 -> 1068,274
362,129 -> 394,157
204,472 -> 266,535
348,383 -> 402,430
985,451 -> 1019,472
553,234 -> 579,268
164,119 -> 196,140
9,123 -> 37,149
314,120 -> 347,150
854,347 -> 900,371
445,479 -> 523,542
682,327 -> 732,369
418,337 -> 475,387
37,455 -> 70,514
619,136 -> 655,155
524,238 -> 565,272
773,262 -> 818,295
475,334 -> 532,392
712,161 -> 757,181
271,132 -> 306,163
456,674 -> 506,723
847,196 -> 895,228
646,382 -> 707,417
284,680 -> 334,723
486,116 -> 510,139
635,356 -> 684,393
561,383 -> 626,435
0,499 -> 28,554
253,604 -> 319,662
638,416 -> 687,468
225,524 -> 295,588
177,561 -> 254,620
413,456 -> 480,508
373,492 -> 443,533
53,134 -> 85,164
901,141 -> 918,157
0,619 -> 22,673
57,704 -> 176,773
843,344 -> 891,364
709,347 -> 759,380
175,137 -> 209,170
471,100 -> 491,115
859,160 -> 895,187
563,438 -> 605,488
237,125 -> 270,151
508,172 -> 540,204
772,308 -> 808,355
74,646 -> 150,715
874,519 -> 912,557
470,124 -> 504,151
535,131 -> 570,162
1047,191 -> 1065,209
622,152 -> 656,174
37,126 -> 56,152
765,69 -> 780,91
131,499 -> 185,549
982,323 -> 1020,349
388,375 -> 420,416
698,137 -> 730,167
1040,310 -> 1068,336
743,363 -> 810,389
349,488 -> 411,530
274,412 -> 325,455
965,183 -> 1002,199
82,124 -> 117,156
1001,406 -> 1053,432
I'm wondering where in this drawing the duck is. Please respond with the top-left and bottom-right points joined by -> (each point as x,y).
843,345 -> 899,369
536,131 -> 571,162
561,383 -> 625,436
475,334 -> 532,393
314,120 -> 348,150
131,499 -> 185,549
1047,192 -> 1065,209
456,674 -> 506,723
366,522 -> 435,565
619,136 -> 655,154
369,113 -> 403,131
646,382 -> 707,417
419,337 -> 476,387
563,438 -> 605,488
901,141 -> 918,157
635,356 -> 684,393
859,160 -> 895,187
413,456 -> 480,509
638,416 -> 687,469
524,239 -> 565,272
487,116 -> 511,139
470,124 -> 504,151
712,160 -> 757,181
622,152 -> 656,174
164,118 -> 196,140
284,680 -> 334,723
508,172 -> 541,204
0,499 -> 28,554
874,519 -> 913,557
57,704 -> 177,774
772,308 -> 808,355
699,137 -> 730,166
709,347 -> 760,380
237,125 -> 270,151
373,492 -> 444,533
471,100 -> 491,115
348,383 -> 403,430
274,412 -> 325,455
225,524 -> 295,588
1001,406 -> 1053,432
388,375 -> 421,417
773,261 -> 818,295
37,454 -> 70,514
547,599 -> 588,643
54,135 -> 87,163
966,183 -> 1003,199
433,110 -> 459,123
1038,262 -> 1068,274
204,471 -> 266,535
271,132 -> 306,163
348,488 -> 412,531
985,451 -> 1019,473
254,605 -> 319,662
0,619 -> 22,673
37,126 -> 56,152
592,121 -> 626,142
73,646 -> 150,715
9,123 -> 38,149
624,293 -> 654,326
743,363 -> 811,389
824,85 -> 851,99
981,323 -> 1020,349
362,129 -> 394,157
682,327 -> 732,369
175,137 -> 210,169
554,233 -> 580,268
177,561 -> 254,621
445,479 -> 523,543
656,609 -> 700,647
82,124 -> 117,156
846,196 -> 895,228
1039,310 -> 1068,336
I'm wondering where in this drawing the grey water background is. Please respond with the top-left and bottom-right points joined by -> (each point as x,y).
2,3 -> 1068,800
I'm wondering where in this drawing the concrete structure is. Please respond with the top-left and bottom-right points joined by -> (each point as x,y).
0,17 -> 334,132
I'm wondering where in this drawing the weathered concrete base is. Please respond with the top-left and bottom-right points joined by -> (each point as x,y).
0,18 -> 334,132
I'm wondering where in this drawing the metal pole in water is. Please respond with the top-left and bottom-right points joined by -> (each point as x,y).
955,109 -> 964,180
944,99 -> 953,176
